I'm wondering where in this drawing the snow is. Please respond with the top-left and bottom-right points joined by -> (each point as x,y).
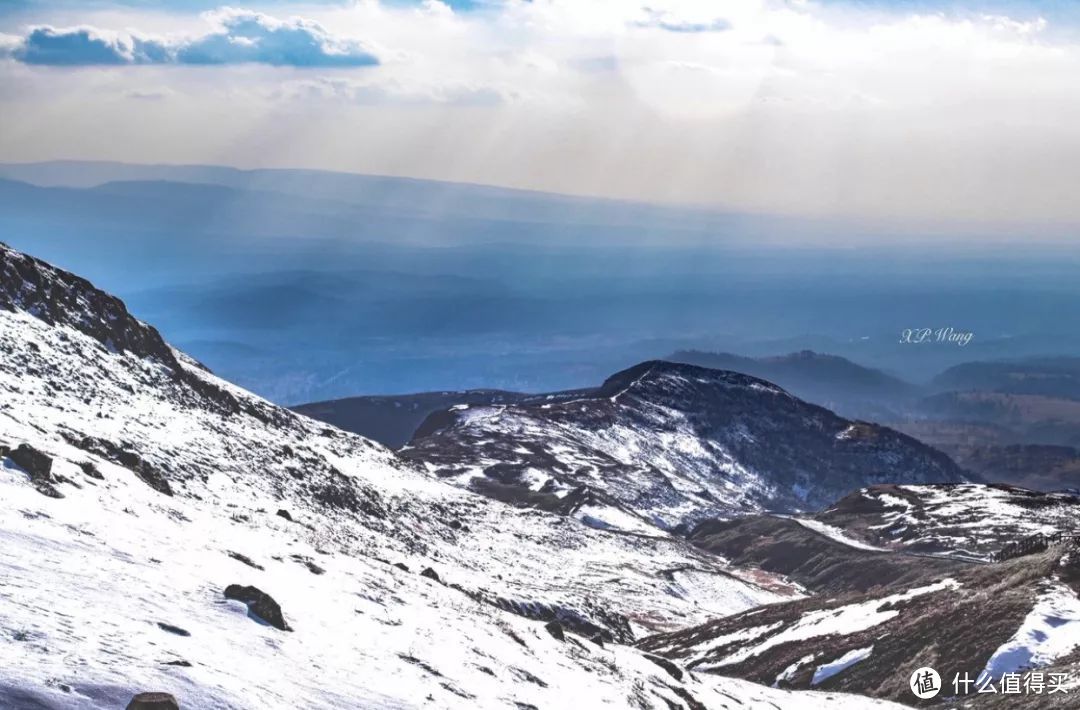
847,485 -> 1080,560
789,517 -> 890,552
708,580 -> 959,668
0,245 -> 911,709
775,654 -> 816,687
812,646 -> 874,686
979,581 -> 1080,681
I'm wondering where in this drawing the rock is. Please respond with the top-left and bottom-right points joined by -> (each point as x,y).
79,460 -> 104,480
227,551 -> 265,570
589,633 -> 605,648
276,509 -> 293,522
8,444 -> 51,477
291,554 -> 324,575
420,567 -> 440,582
544,620 -> 565,642
393,562 -> 409,572
126,692 -> 179,710
156,622 -> 191,637
224,584 -> 292,631
6,443 -> 63,498
643,653 -> 683,681
65,436 -> 172,495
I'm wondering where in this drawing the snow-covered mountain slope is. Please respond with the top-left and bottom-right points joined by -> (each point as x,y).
0,242 -> 908,708
402,361 -> 971,531
816,483 -> 1080,561
683,483 -> 1080,596
639,547 -> 1080,707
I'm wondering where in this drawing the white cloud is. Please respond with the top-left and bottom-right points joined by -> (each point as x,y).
1,8 -> 379,67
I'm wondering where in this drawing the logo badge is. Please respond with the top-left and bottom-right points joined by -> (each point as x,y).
910,667 -> 942,699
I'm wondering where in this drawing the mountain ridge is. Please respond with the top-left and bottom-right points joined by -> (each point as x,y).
402,359 -> 973,532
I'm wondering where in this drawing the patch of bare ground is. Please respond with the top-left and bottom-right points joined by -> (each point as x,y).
688,514 -> 968,595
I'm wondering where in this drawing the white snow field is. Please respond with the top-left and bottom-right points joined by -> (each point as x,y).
0,243 -> 906,709
979,580 -> 1080,681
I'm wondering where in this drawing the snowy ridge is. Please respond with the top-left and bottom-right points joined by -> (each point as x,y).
0,243 -> 906,708
818,483 -> 1080,561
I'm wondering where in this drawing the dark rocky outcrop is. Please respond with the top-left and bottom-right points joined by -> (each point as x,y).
1,243 -> 177,368
63,435 -> 173,496
224,584 -> 291,631
126,692 -> 179,710
544,621 -> 564,642
275,509 -> 293,522
79,460 -> 103,480
0,243 -> 293,430
643,654 -> 682,681
4,443 -> 63,498
227,551 -> 264,571
420,567 -> 441,582
156,623 -> 191,637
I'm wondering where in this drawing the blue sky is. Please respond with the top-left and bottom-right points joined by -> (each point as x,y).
2,0 -> 1079,229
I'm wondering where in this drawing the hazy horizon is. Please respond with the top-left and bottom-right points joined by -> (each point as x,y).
5,1 -> 1080,232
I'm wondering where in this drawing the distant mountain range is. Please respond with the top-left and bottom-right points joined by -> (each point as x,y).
297,349 -> 1080,494
665,349 -> 919,421
6,159 -> 1080,405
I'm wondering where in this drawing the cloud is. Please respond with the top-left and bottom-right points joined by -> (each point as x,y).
282,76 -> 511,106
634,7 -> 732,33
2,9 -> 379,67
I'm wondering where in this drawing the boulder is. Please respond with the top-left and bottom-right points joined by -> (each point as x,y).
544,620 -> 565,642
6,443 -> 63,498
275,509 -> 293,522
420,567 -> 440,582
224,584 -> 292,631
126,692 -> 179,710
643,653 -> 683,681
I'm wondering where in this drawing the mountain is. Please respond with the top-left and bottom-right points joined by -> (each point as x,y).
639,544 -> 1080,708
401,361 -> 971,532
943,444 -> 1080,492
932,357 -> 1080,400
665,350 -> 919,421
638,483 -> 1080,707
682,482 -> 1080,600
1,242 -> 908,709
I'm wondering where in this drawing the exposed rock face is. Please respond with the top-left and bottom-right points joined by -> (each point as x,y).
0,243 -> 178,368
0,241 -> 292,430
64,435 -> 173,496
544,621 -> 564,642
224,585 -> 292,632
420,567 -> 441,582
404,361 -> 972,531
126,692 -> 180,710
4,443 -> 63,498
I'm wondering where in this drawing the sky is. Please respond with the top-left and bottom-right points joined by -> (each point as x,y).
2,0 -> 1080,231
